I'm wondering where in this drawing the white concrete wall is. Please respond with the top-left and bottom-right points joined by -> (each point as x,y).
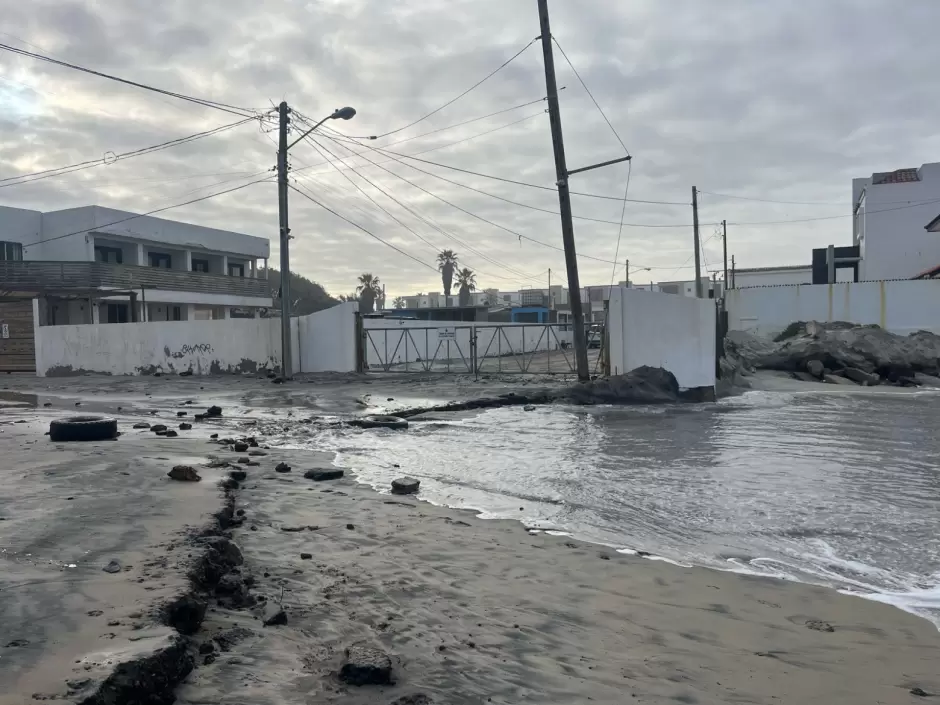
35,317 -> 281,376
361,318 -> 572,370
607,287 -> 716,390
855,163 -> 940,280
726,280 -> 940,337
292,302 -> 359,374
0,206 -> 42,250
733,267 -> 812,288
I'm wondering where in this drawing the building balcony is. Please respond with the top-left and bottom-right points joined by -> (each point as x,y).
0,260 -> 272,299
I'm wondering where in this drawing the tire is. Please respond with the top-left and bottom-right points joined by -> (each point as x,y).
351,415 -> 409,430
49,416 -> 118,442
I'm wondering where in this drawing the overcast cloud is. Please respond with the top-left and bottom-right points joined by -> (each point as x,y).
2,0 -> 939,298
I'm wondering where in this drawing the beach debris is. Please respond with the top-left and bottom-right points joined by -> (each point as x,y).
176,411 -> 187,417
151,424 -> 168,433
805,619 -> 834,633
133,423 -> 150,429
349,415 -> 409,430
237,457 -> 250,464
389,695 -> 432,705
275,462 -> 292,473
179,422 -> 192,430
523,404 -> 536,411
346,523 -> 355,530
300,553 -> 312,560
163,594 -> 207,635
206,405 -> 223,417
103,560 -> 121,574
304,468 -> 344,481
168,465 -> 201,482
165,430 -> 178,437
249,450 -> 267,456
339,642 -> 393,686
262,605 -> 288,626
910,687 -> 931,697
233,441 -> 249,452
49,415 -> 118,442
210,433 -> 219,439
391,477 -> 420,495
229,470 -> 247,482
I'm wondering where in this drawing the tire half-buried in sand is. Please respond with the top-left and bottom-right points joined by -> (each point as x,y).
49,415 -> 118,442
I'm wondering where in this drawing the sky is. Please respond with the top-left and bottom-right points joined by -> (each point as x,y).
2,0 -> 940,300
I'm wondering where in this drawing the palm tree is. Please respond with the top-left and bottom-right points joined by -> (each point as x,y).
437,250 -> 458,299
393,296 -> 406,309
455,267 -> 477,307
337,293 -> 358,303
356,273 -> 382,314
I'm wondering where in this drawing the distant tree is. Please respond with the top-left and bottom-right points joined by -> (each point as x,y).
437,250 -> 458,298
456,267 -> 477,307
337,293 -> 358,303
267,269 -> 338,316
393,296 -> 406,309
356,273 -> 382,314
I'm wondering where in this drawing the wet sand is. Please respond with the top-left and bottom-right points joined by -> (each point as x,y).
180,446 -> 940,705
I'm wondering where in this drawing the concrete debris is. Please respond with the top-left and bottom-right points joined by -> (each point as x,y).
168,465 -> 201,482
262,605 -> 287,627
339,642 -> 393,686
391,477 -> 420,495
304,468 -> 344,481
275,462 -> 292,473
233,441 -> 249,452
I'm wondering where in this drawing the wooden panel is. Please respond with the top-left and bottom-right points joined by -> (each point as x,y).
0,301 -> 35,372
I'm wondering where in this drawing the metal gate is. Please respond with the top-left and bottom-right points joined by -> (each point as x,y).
0,300 -> 36,373
361,322 -> 603,375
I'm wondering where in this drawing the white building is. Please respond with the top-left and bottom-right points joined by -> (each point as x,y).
0,205 -> 272,324
732,265 -> 813,288
853,163 -> 940,281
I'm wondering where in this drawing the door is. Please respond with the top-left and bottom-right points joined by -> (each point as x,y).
0,300 -> 36,372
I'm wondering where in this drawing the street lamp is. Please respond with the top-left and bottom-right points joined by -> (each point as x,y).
277,103 -> 356,380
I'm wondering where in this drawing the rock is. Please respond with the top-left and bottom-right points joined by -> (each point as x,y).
151,424 -> 168,433
262,605 -> 287,626
790,371 -> 819,383
210,433 -> 219,439
179,369 -> 193,377
165,430 -> 178,437
389,695 -> 432,705
897,376 -> 920,387
233,441 -> 249,452
824,374 -> 858,386
275,462 -> 292,473
220,477 -> 239,491
304,468 -> 344,481
103,560 -> 121,573
176,411 -> 187,417
229,470 -> 247,482
247,438 -> 259,447
805,619 -> 834,632
911,687 -> 931,697
843,367 -> 881,386
248,450 -> 267,456
237,457 -> 250,464
806,359 -> 825,379
915,372 -> 940,387
163,594 -> 207,635
214,626 -> 254,651
300,553 -> 312,560
566,366 -> 681,405
523,404 -> 536,411
346,523 -> 355,530
339,642 -> 393,686
198,642 -> 215,655
179,422 -> 192,430
133,423 -> 151,429
206,406 -> 223,417
215,574 -> 249,605
391,477 -> 420,495
168,465 -> 201,482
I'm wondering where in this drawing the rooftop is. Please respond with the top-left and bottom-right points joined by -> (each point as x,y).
872,168 -> 921,185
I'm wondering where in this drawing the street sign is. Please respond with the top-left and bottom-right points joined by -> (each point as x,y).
437,327 -> 456,341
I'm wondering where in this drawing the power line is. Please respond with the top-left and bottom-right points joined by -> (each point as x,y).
728,197 -> 940,226
697,189 -> 843,206
23,176 -> 272,251
288,182 -> 438,272
552,37 -> 630,156
335,37 -> 539,140
0,116 -> 264,189
301,129 -> 545,283
0,42 -> 259,118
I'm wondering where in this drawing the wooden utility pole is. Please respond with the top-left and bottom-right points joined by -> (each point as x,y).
537,0 -> 589,380
276,101 -> 293,379
625,258 -> 630,287
731,255 -> 736,289
722,219 -> 728,290
692,186 -> 702,298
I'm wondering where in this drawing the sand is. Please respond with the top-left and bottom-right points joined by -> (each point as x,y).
3,374 -> 940,704
179,446 -> 940,705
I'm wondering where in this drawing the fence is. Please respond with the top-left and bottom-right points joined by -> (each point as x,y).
361,319 -> 596,374
726,280 -> 940,338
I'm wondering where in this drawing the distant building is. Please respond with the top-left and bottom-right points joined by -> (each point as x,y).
853,163 -> 940,280
732,265 -> 813,288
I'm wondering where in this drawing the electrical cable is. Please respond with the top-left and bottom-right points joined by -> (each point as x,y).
334,37 -> 539,140
728,196 -> 940,225
300,128 -> 546,283
0,42 -> 260,118
0,116 -> 264,188
23,176 -> 272,251
697,190 -> 843,206
288,182 -> 439,272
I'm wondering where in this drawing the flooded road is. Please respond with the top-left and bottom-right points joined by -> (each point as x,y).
320,388 -> 940,625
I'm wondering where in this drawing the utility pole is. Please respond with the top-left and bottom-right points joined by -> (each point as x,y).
277,101 -> 293,379
731,255 -> 736,289
625,258 -> 630,287
721,219 -> 728,290
547,268 -> 552,310
692,186 -> 702,298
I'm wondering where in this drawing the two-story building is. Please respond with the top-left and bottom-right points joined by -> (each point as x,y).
0,205 -> 272,325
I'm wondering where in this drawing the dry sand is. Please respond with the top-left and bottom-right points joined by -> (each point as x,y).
179,446 -> 940,705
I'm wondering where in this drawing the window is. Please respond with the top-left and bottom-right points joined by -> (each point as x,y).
192,259 -> 210,273
171,306 -> 182,321
106,303 -> 129,323
149,252 -> 172,268
95,246 -> 123,264
228,262 -> 245,277
1,241 -> 23,261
